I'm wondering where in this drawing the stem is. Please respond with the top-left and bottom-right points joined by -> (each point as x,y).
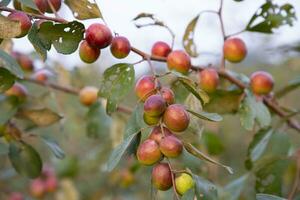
218,0 -> 226,70
288,154 -> 300,200
166,158 -> 180,200
225,29 -> 246,39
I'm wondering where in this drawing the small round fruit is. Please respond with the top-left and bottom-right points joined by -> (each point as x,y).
45,176 -> 57,193
175,173 -> 194,195
33,69 -> 53,82
120,169 -> 135,188
167,50 -> 191,74
199,68 -> 219,93
149,126 -> 173,144
151,41 -> 171,57
143,113 -> 160,126
160,135 -> 183,158
135,75 -> 157,101
85,23 -> 112,49
163,104 -> 190,132
79,86 -> 98,106
79,40 -> 100,63
223,38 -> 247,63
110,36 -> 131,59
136,139 -> 162,165
8,11 -> 32,38
8,192 -> 24,200
12,52 -> 34,72
250,71 -> 274,95
144,95 -> 166,117
5,83 -> 28,100
30,178 -> 46,198
161,87 -> 175,104
34,0 -> 48,13
152,163 -> 172,191
46,0 -> 61,13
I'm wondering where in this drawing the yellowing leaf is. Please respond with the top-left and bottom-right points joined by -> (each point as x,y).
0,15 -> 22,39
65,0 -> 102,20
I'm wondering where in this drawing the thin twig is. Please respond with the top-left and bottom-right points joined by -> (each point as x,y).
166,158 -> 180,200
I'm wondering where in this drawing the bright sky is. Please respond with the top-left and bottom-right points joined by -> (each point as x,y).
12,0 -> 300,74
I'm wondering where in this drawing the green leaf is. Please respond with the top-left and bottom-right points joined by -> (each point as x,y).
41,136 -> 65,159
256,194 -> 286,200
124,104 -> 144,138
239,90 -> 271,131
28,23 -> 47,61
8,141 -> 42,178
182,15 -> 199,57
0,68 -> 15,93
187,109 -> 223,122
181,188 -> 195,200
65,0 -> 103,20
245,128 -> 273,170
99,63 -> 135,115
184,142 -> 233,174
17,108 -> 63,127
222,174 -> 249,200
178,77 -> 209,105
0,15 -> 22,39
106,132 -> 141,172
192,173 -> 218,200
246,1 -> 296,33
38,21 -> 85,54
86,102 -> 111,138
0,49 -> 23,78
0,141 -> 9,155
0,95 -> 18,125
19,0 -> 38,10
203,132 -> 224,155
204,89 -> 243,114
275,76 -> 300,98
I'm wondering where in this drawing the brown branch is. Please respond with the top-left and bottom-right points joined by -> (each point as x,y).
166,159 -> 180,200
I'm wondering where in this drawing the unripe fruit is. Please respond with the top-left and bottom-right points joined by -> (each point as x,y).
8,192 -> 24,200
143,113 -> 160,126
167,50 -> 191,74
137,139 -> 162,165
135,75 -> 157,101
79,40 -> 100,63
144,95 -> 166,117
46,0 -> 61,13
199,68 -> 219,93
33,69 -> 53,82
160,135 -> 183,158
163,104 -> 190,132
85,23 -> 112,49
152,163 -> 172,191
148,126 -> 173,144
79,86 -> 98,106
223,38 -> 247,63
12,52 -> 34,72
44,176 -> 58,193
110,36 -> 131,59
151,41 -> 171,57
250,71 -> 274,95
5,83 -> 28,100
161,87 -> 175,105
30,178 -> 46,198
175,173 -> 194,195
8,11 -> 32,38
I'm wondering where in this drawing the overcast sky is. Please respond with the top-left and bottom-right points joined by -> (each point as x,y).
12,0 -> 300,74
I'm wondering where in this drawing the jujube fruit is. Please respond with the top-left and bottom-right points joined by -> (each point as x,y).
8,192 -> 24,200
199,68 -> 219,93
79,86 -> 98,106
8,11 -> 32,38
159,135 -> 183,158
135,75 -> 157,101
5,83 -> 28,101
148,126 -> 173,144
30,178 -> 46,198
12,52 -> 34,72
167,50 -> 191,74
163,104 -> 190,132
144,95 -> 166,117
110,36 -> 131,59
137,139 -> 162,165
143,113 -> 160,126
160,87 -> 175,104
33,69 -> 53,82
151,41 -> 171,57
85,23 -> 112,49
250,71 -> 274,95
223,38 -> 247,63
45,0 -> 61,13
152,163 -> 173,191
175,173 -> 194,195
79,40 -> 100,63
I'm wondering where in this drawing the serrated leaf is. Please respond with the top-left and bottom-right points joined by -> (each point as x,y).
99,63 -> 135,115
182,15 -> 199,57
28,23 -> 47,60
246,1 -> 296,33
0,15 -> 22,39
86,102 -> 111,138
38,21 -> 85,54
184,142 -> 233,174
256,194 -> 286,200
239,90 -> 271,131
65,0 -> 102,20
124,104 -> 144,138
17,108 -> 63,127
0,68 -> 15,93
192,173 -> 218,200
41,136 -> 65,159
8,141 -> 42,178
106,131 -> 141,172
187,109 -> 222,122
0,49 -> 23,78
